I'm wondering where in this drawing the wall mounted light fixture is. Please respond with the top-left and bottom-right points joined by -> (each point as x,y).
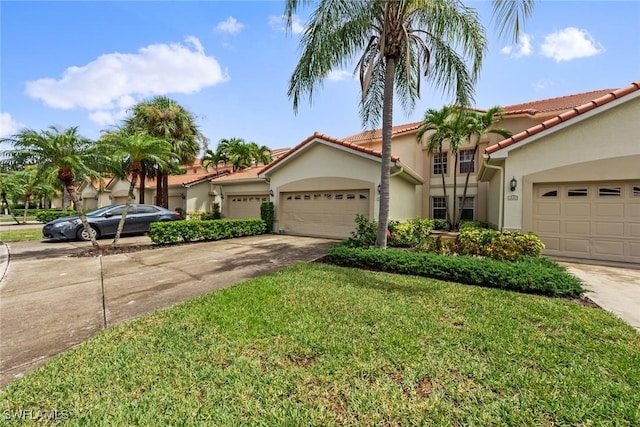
377,184 -> 381,194
269,189 -> 274,197
510,177 -> 518,192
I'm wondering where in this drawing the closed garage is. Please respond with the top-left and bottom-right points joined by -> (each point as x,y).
533,181 -> 640,263
280,190 -> 370,239
227,194 -> 269,219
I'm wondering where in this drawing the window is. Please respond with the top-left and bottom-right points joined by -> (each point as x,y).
432,197 -> 447,219
599,187 -> 621,197
634,186 -> 640,196
568,188 -> 588,197
137,205 -> 158,214
458,197 -> 475,221
433,152 -> 448,175
542,190 -> 558,197
459,150 -> 475,174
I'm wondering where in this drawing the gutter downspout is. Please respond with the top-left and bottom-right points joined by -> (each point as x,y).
390,165 -> 404,178
480,156 -> 504,230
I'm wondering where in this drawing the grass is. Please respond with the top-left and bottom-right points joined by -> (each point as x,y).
1,263 -> 639,425
0,228 -> 42,242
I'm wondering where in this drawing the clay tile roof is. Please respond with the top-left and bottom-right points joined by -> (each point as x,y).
259,132 -> 400,175
486,81 -> 640,155
210,166 -> 264,182
500,88 -> 618,116
342,121 -> 422,143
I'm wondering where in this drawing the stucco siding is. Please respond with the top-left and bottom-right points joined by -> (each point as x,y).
185,181 -> 212,213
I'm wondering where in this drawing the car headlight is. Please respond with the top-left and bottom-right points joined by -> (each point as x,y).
53,219 -> 81,228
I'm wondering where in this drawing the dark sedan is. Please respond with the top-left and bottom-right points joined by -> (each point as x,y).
43,204 -> 182,241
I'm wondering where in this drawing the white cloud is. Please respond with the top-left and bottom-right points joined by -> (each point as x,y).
327,70 -> 353,82
0,113 -> 23,138
532,79 -> 554,91
269,14 -> 304,35
541,27 -> 604,62
25,36 -> 229,126
500,33 -> 532,58
215,16 -> 244,35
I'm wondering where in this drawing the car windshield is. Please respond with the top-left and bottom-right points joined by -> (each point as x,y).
85,205 -> 125,217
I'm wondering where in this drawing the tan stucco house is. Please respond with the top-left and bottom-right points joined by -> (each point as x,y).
213,80 -> 639,264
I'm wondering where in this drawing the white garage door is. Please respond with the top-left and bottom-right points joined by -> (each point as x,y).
228,194 -> 268,219
280,190 -> 370,239
533,181 -> 640,263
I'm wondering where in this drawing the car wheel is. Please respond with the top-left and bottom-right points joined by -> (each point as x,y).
77,226 -> 99,241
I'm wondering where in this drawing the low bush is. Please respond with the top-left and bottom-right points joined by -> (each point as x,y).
187,211 -> 218,221
326,244 -> 584,297
35,209 -> 76,223
148,219 -> 266,244
457,228 -> 544,261
388,218 -> 434,247
347,213 -> 377,247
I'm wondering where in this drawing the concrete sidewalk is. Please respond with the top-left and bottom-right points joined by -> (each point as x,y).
0,235 -> 335,388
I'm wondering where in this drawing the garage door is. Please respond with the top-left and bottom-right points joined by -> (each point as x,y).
227,194 -> 268,219
533,182 -> 640,263
280,190 -> 370,239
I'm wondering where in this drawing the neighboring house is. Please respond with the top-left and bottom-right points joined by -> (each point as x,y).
77,177 -> 110,210
479,81 -> 640,264
214,80 -> 639,264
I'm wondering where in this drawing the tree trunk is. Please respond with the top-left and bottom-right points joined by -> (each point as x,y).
66,182 -> 100,248
456,143 -> 479,226
156,170 -> 163,207
162,174 -> 169,208
1,193 -> 20,224
23,195 -> 30,224
139,166 -> 146,204
375,56 -> 396,249
451,152 -> 460,230
112,174 -> 137,248
439,146 -> 452,229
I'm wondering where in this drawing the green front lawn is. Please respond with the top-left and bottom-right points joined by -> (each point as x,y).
0,228 -> 43,242
2,263 -> 639,425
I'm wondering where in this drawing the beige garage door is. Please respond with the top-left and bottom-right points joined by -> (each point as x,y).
280,190 -> 370,239
227,194 -> 268,219
533,182 -> 640,263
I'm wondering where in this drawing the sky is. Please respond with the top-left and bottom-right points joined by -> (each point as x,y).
1,1 -> 639,153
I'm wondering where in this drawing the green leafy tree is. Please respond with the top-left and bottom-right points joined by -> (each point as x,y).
0,126 -> 103,247
3,168 -> 56,223
98,131 -> 172,248
201,148 -> 228,174
216,138 -> 271,171
124,96 -> 205,208
285,0 -> 534,248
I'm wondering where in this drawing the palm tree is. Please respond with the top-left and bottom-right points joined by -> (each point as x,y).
124,96 -> 205,208
3,168 -> 56,223
248,142 -> 273,166
455,107 -> 510,226
0,126 -> 103,247
286,0 -> 486,248
201,147 -> 228,174
285,0 -> 534,248
98,131 -> 172,248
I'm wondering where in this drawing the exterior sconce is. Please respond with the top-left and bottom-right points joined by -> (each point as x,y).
377,184 -> 381,194
220,193 -> 225,200
180,193 -> 186,200
269,189 -> 274,197
78,195 -> 83,201
510,177 -> 517,192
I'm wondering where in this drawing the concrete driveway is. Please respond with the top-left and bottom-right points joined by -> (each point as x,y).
0,234 -> 336,388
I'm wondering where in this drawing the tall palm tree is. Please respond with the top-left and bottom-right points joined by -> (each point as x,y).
98,131 -> 172,248
124,96 -> 205,208
0,126 -> 103,247
201,147 -> 228,174
248,142 -> 273,166
286,0 -> 486,248
285,0 -> 534,248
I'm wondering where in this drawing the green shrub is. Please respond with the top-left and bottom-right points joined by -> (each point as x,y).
458,220 -> 488,231
212,202 -> 221,220
260,201 -> 274,233
148,219 -> 266,244
35,209 -> 77,223
432,218 -> 449,230
326,244 -> 584,298
388,218 -> 434,247
457,228 -> 544,261
347,213 -> 378,247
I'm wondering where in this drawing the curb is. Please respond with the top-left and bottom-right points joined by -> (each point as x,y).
0,242 -> 9,289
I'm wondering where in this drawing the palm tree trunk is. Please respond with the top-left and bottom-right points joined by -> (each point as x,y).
1,193 -> 20,224
67,182 -> 100,248
439,146 -> 452,229
456,144 -> 479,226
23,195 -> 30,223
139,166 -> 146,204
112,174 -> 137,248
375,56 -> 396,249
451,153 -> 460,230
156,170 -> 163,207
162,174 -> 169,208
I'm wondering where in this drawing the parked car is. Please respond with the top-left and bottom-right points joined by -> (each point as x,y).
43,204 -> 182,241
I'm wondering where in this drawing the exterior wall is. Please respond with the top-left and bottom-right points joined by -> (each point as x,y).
185,181 -> 212,213
389,177 -> 419,221
108,179 -> 140,203
500,97 -> 640,230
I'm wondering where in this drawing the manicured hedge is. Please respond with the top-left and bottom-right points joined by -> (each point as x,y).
148,219 -> 266,244
35,210 -> 77,223
327,244 -> 584,297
